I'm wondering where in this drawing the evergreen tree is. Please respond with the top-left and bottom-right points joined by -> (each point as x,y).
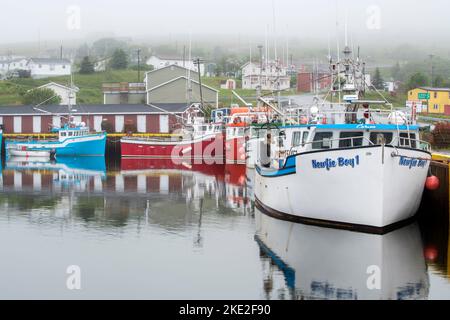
79,56 -> 95,74
109,49 -> 128,70
372,68 -> 384,90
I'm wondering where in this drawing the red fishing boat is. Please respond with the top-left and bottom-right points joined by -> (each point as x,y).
225,107 -> 269,165
121,108 -> 225,162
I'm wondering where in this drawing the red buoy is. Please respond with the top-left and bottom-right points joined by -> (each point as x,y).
425,175 -> 440,191
424,246 -> 438,262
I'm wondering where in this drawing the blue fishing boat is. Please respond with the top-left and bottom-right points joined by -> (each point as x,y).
6,80 -> 107,158
6,123 -> 106,158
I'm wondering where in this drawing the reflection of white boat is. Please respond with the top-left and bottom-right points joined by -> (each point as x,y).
255,210 -> 429,300
8,146 -> 51,158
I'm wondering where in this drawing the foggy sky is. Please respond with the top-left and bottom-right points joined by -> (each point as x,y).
1,0 -> 449,46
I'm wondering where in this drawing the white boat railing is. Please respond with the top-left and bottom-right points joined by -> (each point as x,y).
283,104 -> 416,126
390,136 -> 431,152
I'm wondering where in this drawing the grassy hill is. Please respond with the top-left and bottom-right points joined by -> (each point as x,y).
0,70 -> 143,106
0,71 -> 297,107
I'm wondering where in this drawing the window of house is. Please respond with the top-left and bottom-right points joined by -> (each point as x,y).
312,132 -> 333,149
339,132 -> 364,148
370,132 -> 393,145
434,92 -> 438,99
434,104 -> 439,110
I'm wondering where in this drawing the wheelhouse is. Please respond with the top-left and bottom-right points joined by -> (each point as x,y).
57,127 -> 90,141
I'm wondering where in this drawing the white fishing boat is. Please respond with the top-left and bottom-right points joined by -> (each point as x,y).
7,145 -> 51,158
254,45 -> 432,233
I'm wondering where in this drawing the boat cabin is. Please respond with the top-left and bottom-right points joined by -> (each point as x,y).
55,125 -> 90,141
255,124 -> 430,169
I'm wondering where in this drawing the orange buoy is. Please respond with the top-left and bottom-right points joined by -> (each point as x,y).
425,175 -> 440,191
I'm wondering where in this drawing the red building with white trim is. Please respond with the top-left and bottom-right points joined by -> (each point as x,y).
0,103 -> 191,134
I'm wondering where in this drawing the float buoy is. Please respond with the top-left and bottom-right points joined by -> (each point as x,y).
425,175 -> 440,191
424,245 -> 438,262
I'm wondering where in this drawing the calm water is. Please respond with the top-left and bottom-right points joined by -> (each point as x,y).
0,156 -> 449,300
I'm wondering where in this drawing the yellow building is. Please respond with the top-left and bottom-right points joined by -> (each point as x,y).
408,87 -> 450,114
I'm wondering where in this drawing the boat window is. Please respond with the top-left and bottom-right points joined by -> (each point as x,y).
60,132 -> 66,137
302,132 -> 309,145
292,132 -> 302,147
400,133 -> 417,149
312,132 -> 333,150
370,132 -> 393,145
68,131 -> 73,137
339,132 -> 364,148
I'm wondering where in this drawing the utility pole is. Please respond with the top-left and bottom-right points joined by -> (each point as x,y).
258,45 -> 263,98
137,49 -> 141,82
194,58 -> 204,110
429,54 -> 434,87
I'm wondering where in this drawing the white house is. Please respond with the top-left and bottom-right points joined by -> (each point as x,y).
35,82 -> 79,105
147,55 -> 205,76
27,58 -> 72,79
0,58 -> 30,75
94,58 -> 111,72
220,79 -> 237,90
241,60 -> 290,91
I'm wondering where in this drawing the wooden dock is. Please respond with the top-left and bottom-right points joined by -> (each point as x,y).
428,153 -> 450,214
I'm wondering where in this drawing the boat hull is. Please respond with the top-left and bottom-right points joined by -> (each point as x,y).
8,149 -> 51,158
121,133 -> 224,162
255,145 -> 431,232
6,133 -> 107,157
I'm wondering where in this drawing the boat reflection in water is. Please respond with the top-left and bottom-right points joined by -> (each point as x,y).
4,156 -> 106,191
255,209 -> 429,300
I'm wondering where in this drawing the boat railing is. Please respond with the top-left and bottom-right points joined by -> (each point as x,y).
269,136 -> 375,160
389,136 -> 431,152
283,107 -> 416,126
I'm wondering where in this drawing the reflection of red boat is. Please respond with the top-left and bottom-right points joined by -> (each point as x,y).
225,164 -> 247,186
121,158 -> 226,180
